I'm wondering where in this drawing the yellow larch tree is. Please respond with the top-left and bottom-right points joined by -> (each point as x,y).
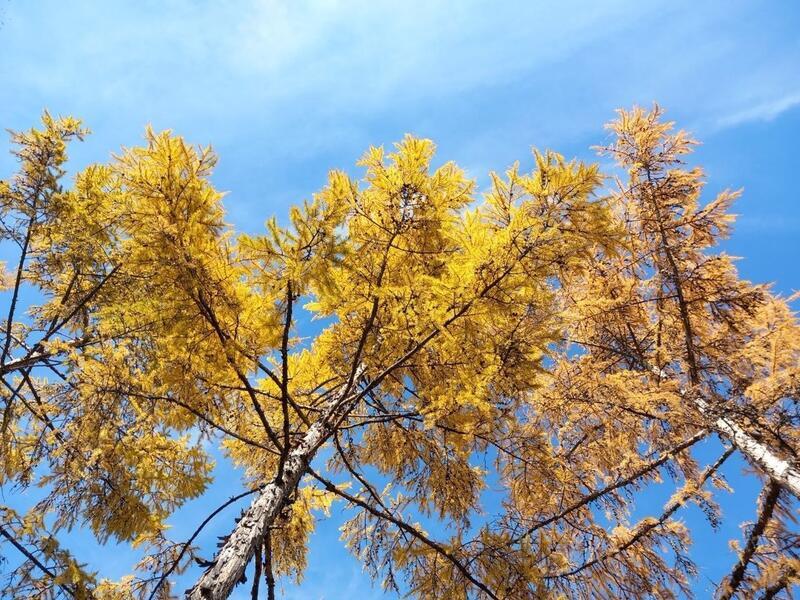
0,107 -> 796,599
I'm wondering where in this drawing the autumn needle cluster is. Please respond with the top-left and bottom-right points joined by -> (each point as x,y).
0,107 -> 797,599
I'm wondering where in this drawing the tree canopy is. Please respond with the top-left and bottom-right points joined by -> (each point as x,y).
0,106 -> 797,599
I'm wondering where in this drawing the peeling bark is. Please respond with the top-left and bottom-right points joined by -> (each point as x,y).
186,383 -> 360,600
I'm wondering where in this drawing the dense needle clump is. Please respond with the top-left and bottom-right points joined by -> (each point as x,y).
0,106 -> 797,599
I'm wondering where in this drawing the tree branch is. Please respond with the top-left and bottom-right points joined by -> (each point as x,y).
552,445 -> 733,580
0,522 -> 76,598
511,430 -> 708,544
719,480 -> 781,600
148,488 -> 259,600
308,467 -> 499,600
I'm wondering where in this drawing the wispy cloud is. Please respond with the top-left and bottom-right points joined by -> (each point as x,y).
716,92 -> 800,129
2,0 -> 799,169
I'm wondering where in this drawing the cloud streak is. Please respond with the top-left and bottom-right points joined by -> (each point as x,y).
716,92 -> 800,129
6,1 -> 796,144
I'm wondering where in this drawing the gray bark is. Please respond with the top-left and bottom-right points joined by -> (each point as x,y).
186,383 -> 359,599
186,371 -> 800,598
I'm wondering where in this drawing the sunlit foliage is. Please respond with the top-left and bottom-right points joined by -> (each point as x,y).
0,107 -> 797,599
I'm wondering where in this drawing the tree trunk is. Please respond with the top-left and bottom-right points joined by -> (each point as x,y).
694,397 -> 800,497
185,380 -> 800,598
186,384 -> 359,599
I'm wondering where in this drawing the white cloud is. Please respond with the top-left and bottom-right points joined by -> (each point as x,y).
2,1 -> 799,211
716,91 -> 800,129
0,1 -> 646,132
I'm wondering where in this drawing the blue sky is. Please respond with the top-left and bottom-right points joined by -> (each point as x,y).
1,1 -> 799,598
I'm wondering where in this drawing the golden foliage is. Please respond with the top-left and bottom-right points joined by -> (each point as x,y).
0,107 -> 797,598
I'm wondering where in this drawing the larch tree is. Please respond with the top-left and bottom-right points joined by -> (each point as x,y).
0,106 -> 797,599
